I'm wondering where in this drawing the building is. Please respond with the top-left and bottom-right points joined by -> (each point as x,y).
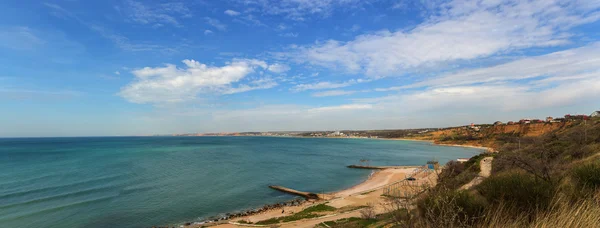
592,111 -> 600,118
564,114 -> 589,121
519,119 -> 531,124
546,117 -> 554,122
427,160 -> 440,170
457,158 -> 469,163
507,121 -> 515,125
493,121 -> 503,125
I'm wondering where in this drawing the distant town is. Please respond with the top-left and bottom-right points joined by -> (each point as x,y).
161,110 -> 600,139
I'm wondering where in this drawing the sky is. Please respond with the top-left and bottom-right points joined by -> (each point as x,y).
1,0 -> 600,137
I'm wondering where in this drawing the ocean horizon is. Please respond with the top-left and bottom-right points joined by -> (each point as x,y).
0,136 -> 482,227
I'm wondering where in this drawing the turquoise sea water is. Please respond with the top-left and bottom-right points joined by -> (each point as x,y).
0,136 -> 482,227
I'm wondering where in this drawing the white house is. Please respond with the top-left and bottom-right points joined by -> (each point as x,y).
592,111 -> 600,118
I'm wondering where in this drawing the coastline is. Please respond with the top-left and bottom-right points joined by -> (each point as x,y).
182,138 -> 487,227
188,135 -> 496,152
383,137 -> 496,152
190,166 -> 421,228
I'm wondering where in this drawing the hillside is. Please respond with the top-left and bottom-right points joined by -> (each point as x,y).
321,117 -> 600,227
407,121 -> 575,149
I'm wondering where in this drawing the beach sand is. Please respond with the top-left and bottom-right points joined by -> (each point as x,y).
201,167 -> 431,228
190,140 -> 486,228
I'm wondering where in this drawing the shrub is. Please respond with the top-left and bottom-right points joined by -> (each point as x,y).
437,161 -> 478,190
571,160 -> 600,192
477,193 -> 600,227
255,204 -> 336,225
417,190 -> 487,227
476,172 -> 556,212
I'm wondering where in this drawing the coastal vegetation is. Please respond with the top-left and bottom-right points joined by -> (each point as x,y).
317,117 -> 600,227
255,204 -> 336,225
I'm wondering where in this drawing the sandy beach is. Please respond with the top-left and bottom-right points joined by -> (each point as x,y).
185,140 -> 487,228
194,166 -> 438,228
387,137 -> 496,152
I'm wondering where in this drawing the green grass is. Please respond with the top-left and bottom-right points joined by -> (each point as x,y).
476,171 -> 555,212
360,190 -> 377,195
417,190 -> 487,226
315,217 -> 378,228
571,160 -> 600,191
255,204 -> 336,225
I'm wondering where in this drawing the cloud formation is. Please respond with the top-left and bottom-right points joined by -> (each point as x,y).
236,0 -> 369,21
224,9 -> 240,16
119,0 -> 192,27
119,59 -> 278,104
291,0 -> 600,77
291,79 -> 367,91
205,17 -> 227,31
312,90 -> 356,97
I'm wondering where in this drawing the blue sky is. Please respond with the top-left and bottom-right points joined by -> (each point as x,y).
1,0 -> 600,137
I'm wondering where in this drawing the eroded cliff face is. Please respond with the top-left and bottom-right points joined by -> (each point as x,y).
482,122 -> 570,137
415,122 -> 575,149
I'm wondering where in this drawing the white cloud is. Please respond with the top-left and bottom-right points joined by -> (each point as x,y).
0,27 -> 45,50
312,90 -> 356,97
291,79 -> 367,91
205,17 -> 227,31
290,0 -> 600,77
222,78 -> 278,94
279,32 -> 299,38
235,0 -> 370,21
277,23 -> 289,30
410,42 -> 600,89
308,104 -> 373,113
119,0 -> 191,27
208,43 -> 600,132
358,43 -> 600,112
119,59 -> 277,104
89,24 -> 179,53
267,63 -> 290,73
232,14 -> 266,27
115,71 -> 121,75
224,9 -> 240,16
204,29 -> 213,35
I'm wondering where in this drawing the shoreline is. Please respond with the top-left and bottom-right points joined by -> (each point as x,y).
183,166 -> 419,227
185,135 -> 496,152
231,135 -> 497,152
182,139 -> 487,227
185,166 -> 425,227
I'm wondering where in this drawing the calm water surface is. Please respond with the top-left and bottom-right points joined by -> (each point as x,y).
0,136 -> 482,227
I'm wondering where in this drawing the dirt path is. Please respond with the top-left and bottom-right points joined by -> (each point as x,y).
460,157 -> 493,190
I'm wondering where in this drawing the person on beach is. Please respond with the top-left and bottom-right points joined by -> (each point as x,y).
282,209 -> 285,214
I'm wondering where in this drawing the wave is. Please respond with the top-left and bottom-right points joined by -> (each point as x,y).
0,194 -> 118,222
0,174 -> 124,200
0,173 -> 62,188
0,184 -> 119,209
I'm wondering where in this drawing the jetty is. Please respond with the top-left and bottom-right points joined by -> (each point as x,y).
268,185 -> 321,199
346,165 -> 422,169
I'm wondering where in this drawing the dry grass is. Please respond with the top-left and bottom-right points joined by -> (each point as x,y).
477,193 -> 600,228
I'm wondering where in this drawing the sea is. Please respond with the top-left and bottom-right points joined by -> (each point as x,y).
0,136 -> 482,228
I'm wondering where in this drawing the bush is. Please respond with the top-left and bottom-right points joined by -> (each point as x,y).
437,161 -> 478,190
571,160 -> 600,192
476,172 -> 556,212
417,190 -> 487,227
477,193 -> 600,227
255,204 -> 336,225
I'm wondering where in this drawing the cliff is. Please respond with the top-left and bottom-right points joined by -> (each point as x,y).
409,121 -> 576,149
